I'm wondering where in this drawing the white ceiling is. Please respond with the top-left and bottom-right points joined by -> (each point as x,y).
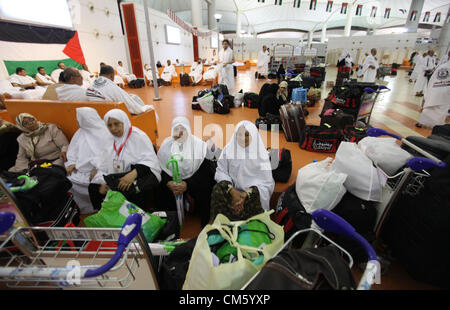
136,0 -> 449,34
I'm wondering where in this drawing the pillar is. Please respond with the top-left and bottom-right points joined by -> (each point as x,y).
191,0 -> 202,28
207,0 -> 216,30
344,3 -> 353,37
405,0 -> 425,33
437,7 -> 450,58
236,11 -> 242,38
321,23 -> 326,43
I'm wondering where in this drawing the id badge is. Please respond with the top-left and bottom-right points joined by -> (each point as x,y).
113,159 -> 124,173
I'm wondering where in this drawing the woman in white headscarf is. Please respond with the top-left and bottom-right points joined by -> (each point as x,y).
210,121 -> 275,222
9,113 -> 69,172
65,107 -> 111,214
88,109 -> 161,211
157,117 -> 216,227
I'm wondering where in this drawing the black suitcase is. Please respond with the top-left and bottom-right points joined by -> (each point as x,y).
129,79 -> 145,88
329,192 -> 377,264
280,104 -> 306,142
243,92 -> 259,108
180,73 -> 190,86
213,99 -> 230,114
221,95 -> 234,108
432,124 -> 450,139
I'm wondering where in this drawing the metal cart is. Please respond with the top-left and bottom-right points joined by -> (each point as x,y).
242,209 -> 379,290
355,85 -> 390,128
0,212 -> 162,289
365,128 -> 447,238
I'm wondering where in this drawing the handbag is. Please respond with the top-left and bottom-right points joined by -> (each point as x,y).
103,167 -> 158,196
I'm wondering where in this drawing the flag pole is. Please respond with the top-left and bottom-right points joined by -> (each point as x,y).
143,0 -> 161,101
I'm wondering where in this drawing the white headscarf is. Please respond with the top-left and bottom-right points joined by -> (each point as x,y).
215,121 -> 274,211
158,117 -> 207,179
94,109 -> 161,182
66,107 -> 111,173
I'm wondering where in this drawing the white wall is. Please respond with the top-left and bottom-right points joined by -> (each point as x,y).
73,0 -> 128,73
129,3 -> 217,67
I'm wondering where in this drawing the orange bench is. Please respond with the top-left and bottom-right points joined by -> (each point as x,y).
4,100 -> 158,142
154,65 -> 218,86
235,60 -> 250,71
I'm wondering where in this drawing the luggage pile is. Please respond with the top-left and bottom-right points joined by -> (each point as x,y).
191,84 -> 234,114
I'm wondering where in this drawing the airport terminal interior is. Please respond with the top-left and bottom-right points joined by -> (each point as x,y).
0,0 -> 449,291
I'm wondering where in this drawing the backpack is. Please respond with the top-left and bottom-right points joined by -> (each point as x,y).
180,73 -> 190,86
274,184 -> 312,244
128,79 -> 145,88
158,237 -> 197,290
243,92 -> 260,108
213,99 -> 230,114
268,148 -> 292,183
221,95 -> 235,108
245,246 -> 356,290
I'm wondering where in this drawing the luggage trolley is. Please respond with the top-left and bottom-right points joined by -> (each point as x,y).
242,209 -> 379,290
365,128 -> 447,238
0,212 -> 162,289
354,85 -> 389,128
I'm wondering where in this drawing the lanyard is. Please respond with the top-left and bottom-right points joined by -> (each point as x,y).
113,126 -> 133,157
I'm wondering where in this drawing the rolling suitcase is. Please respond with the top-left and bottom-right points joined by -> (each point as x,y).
320,109 -> 355,129
180,73 -> 190,86
280,104 -> 306,142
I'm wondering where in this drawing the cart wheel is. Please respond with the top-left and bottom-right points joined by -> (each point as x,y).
358,254 -> 391,276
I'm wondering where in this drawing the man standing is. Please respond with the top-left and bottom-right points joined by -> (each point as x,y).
55,67 -> 88,101
256,45 -> 269,80
51,62 -> 66,82
414,50 -> 436,97
416,60 -> 450,128
218,39 -> 235,92
35,67 -> 56,86
116,61 -> 137,83
86,65 -> 156,116
9,68 -> 39,89
410,51 -> 424,83
361,48 -> 379,83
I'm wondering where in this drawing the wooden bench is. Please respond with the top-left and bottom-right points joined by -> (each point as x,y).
4,100 -> 158,142
155,65 -> 218,86
235,60 -> 250,71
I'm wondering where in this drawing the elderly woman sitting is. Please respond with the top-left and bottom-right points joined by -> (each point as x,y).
9,113 -> 69,172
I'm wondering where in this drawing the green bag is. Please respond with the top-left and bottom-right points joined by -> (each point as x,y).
210,220 -> 275,266
84,191 -> 166,242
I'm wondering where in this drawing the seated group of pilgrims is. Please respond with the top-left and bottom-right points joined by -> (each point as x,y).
4,109 -> 274,228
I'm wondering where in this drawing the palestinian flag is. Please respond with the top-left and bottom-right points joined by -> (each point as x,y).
0,20 -> 86,79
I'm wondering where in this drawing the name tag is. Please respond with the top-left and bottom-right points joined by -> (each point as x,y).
113,159 -> 124,173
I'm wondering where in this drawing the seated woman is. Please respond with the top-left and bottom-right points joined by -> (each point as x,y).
260,81 -> 288,117
65,107 -> 111,214
209,121 -> 274,222
9,113 -> 69,172
157,117 -> 216,227
88,109 -> 161,211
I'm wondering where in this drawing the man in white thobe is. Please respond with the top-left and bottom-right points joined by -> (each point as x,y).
35,67 -> 56,86
56,68 -> 88,101
410,52 -> 425,83
161,60 -> 177,83
51,62 -> 66,82
9,68 -> 39,89
0,80 -> 46,100
116,61 -> 137,83
218,40 -> 235,92
416,61 -> 450,128
361,49 -> 379,83
86,65 -> 157,117
256,45 -> 269,79
189,60 -> 203,85
357,52 -> 369,77
144,64 -> 160,86
414,50 -> 436,97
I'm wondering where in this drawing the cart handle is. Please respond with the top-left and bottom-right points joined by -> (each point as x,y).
84,213 -> 142,278
406,157 -> 447,171
312,209 -> 377,262
363,86 -> 390,94
366,127 -> 446,167
0,212 -> 16,235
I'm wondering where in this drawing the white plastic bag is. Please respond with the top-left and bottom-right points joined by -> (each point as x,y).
197,92 -> 214,113
358,137 -> 413,176
295,157 -> 347,214
234,92 -> 244,108
182,211 -> 284,290
331,142 -> 382,202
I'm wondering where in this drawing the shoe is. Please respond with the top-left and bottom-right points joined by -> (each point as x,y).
415,123 -> 422,128
255,72 -> 258,79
